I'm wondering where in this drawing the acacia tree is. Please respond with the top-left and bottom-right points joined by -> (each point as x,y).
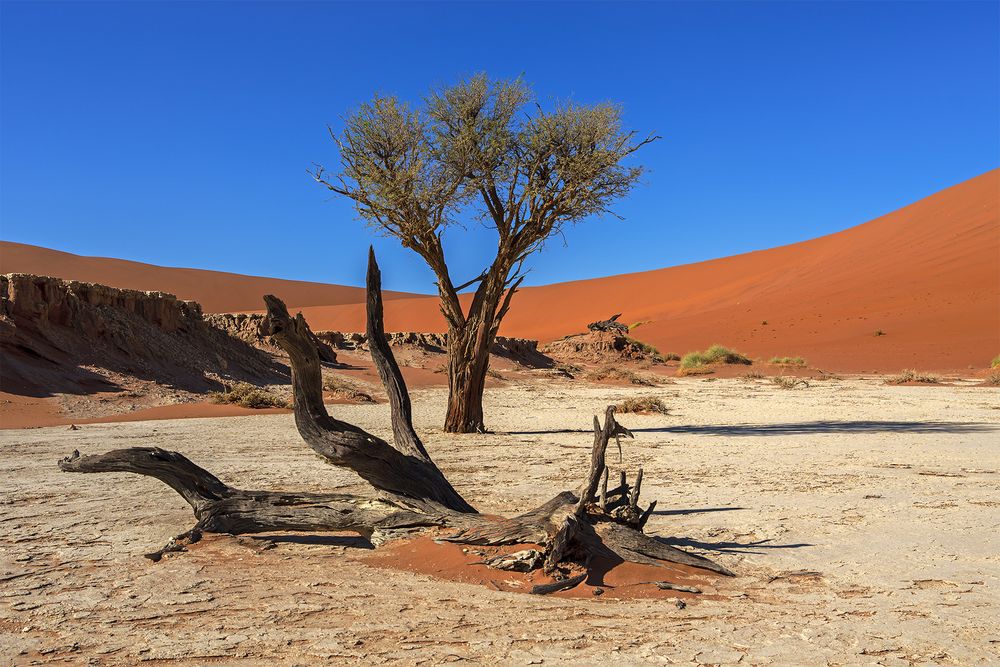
314,75 -> 656,433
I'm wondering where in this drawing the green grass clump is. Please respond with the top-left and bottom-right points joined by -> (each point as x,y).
681,344 -> 752,369
211,382 -> 289,409
991,355 -> 1000,368
884,370 -> 941,385
615,396 -> 670,415
769,356 -> 806,367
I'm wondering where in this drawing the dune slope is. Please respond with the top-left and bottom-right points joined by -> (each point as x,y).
294,170 -> 999,372
0,242 -> 417,313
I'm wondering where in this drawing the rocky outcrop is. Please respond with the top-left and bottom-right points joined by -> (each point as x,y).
1,274 -> 286,396
207,313 -> 337,364
542,331 -> 662,363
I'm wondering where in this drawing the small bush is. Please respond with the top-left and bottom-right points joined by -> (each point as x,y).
615,396 -> 670,415
624,336 -> 662,360
323,376 -> 375,403
874,329 -> 886,337
885,370 -> 941,385
211,383 -> 289,409
741,370 -> 764,381
769,356 -> 806,367
587,366 -> 659,386
982,371 -> 1000,386
681,344 -> 751,369
991,355 -> 1000,368
555,362 -> 582,378
771,376 -> 809,389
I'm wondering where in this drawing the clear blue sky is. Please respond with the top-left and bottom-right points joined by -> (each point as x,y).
1,1 -> 997,293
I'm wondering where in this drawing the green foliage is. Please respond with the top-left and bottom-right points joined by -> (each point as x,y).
210,383 -> 288,409
681,344 -> 752,369
991,354 -> 1000,368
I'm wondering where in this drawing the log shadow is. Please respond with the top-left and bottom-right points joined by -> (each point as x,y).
654,536 -> 812,555
248,534 -> 375,549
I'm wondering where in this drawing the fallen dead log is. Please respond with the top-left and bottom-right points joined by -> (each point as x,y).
58,248 -> 734,593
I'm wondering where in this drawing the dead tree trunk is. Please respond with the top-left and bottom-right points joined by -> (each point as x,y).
58,247 -> 733,591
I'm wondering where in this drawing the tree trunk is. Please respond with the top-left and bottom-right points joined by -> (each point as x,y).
444,320 -> 493,433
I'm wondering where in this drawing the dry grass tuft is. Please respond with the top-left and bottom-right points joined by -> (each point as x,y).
885,369 -> 941,385
323,376 -> 375,402
586,366 -> 660,386
615,396 -> 670,414
769,356 -> 806,367
992,355 -> 1000,369
211,382 -> 289,409
771,376 -> 809,389
874,329 -> 886,337
741,370 -> 764,381
982,371 -> 1000,386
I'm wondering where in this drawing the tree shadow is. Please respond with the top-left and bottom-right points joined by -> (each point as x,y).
506,421 -> 996,436
652,506 -> 747,517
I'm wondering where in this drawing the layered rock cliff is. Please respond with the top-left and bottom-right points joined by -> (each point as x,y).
0,274 -> 286,396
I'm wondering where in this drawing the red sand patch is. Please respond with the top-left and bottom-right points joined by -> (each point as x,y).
0,393 -> 292,429
361,532 -> 722,601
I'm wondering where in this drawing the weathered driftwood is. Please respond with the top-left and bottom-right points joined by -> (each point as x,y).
59,248 -> 733,591
587,313 -> 629,334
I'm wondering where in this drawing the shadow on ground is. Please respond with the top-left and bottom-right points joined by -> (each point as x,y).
505,420 -> 997,437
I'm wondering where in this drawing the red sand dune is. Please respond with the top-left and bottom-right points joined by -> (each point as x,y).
0,242 -> 417,313
292,169 -> 1000,373
3,170 -> 997,373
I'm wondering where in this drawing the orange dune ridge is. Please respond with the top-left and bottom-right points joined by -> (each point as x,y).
2,170 -> 996,373
293,169 -> 1000,373
0,242 -> 418,313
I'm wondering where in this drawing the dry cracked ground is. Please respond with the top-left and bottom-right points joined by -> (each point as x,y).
2,378 -> 999,665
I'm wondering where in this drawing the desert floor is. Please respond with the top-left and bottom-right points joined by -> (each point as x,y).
2,378 -> 998,665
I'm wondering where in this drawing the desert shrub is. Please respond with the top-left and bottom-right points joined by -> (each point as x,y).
991,355 -> 1000,368
769,356 -> 806,367
586,366 -> 659,386
211,383 -> 289,409
884,370 -> 941,385
982,371 -> 1000,386
681,345 -> 751,369
661,352 -> 681,362
741,370 -> 764,380
615,396 -> 669,415
487,369 -> 505,380
624,336 -> 663,361
554,362 -> 582,378
771,376 -> 809,389
874,329 -> 886,337
323,376 -> 375,403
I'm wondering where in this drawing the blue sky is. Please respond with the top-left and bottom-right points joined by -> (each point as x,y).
1,1 -> 997,293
